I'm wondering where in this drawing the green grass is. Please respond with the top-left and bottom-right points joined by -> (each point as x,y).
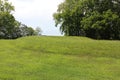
0,36 -> 120,80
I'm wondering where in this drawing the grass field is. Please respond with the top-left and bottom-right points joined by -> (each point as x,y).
0,36 -> 120,80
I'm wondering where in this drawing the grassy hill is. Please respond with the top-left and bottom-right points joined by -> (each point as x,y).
0,36 -> 120,80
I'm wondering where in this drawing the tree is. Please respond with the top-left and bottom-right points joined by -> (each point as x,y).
0,0 -> 38,39
81,0 -> 120,39
53,0 -> 85,36
0,0 -> 14,13
0,0 -> 16,39
34,27 -> 42,36
53,0 -> 120,40
0,12 -> 16,39
19,24 -> 35,37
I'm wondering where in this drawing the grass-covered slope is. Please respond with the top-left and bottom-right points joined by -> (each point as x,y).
0,36 -> 120,80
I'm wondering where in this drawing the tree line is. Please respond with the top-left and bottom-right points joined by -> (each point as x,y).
0,0 -> 42,39
53,0 -> 120,40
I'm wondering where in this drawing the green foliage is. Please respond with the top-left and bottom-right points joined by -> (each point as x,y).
53,0 -> 85,36
0,0 -> 37,39
0,0 -> 18,39
82,10 -> 120,39
0,12 -> 16,39
0,36 -> 120,80
0,0 -> 14,13
18,23 -> 35,37
53,0 -> 120,40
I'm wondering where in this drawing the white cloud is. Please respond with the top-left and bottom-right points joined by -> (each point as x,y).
9,0 -> 64,36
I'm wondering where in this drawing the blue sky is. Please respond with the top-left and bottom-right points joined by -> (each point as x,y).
9,0 -> 64,36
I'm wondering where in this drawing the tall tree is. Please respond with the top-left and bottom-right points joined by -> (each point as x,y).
81,0 -> 120,39
53,0 -> 85,36
0,0 -> 16,39
0,0 -> 38,39
53,0 -> 120,39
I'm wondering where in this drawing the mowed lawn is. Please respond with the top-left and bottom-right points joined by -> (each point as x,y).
0,36 -> 120,80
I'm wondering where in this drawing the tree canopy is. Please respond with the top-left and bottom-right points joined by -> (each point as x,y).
53,0 -> 120,40
0,0 -> 38,39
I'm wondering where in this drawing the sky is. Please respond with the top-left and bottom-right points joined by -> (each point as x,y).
9,0 -> 64,36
